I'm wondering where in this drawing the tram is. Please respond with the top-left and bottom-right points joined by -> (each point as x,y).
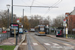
35,25 -> 46,36
56,27 -> 64,37
30,28 -> 35,32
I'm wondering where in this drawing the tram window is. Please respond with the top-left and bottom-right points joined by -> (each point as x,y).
40,28 -> 44,32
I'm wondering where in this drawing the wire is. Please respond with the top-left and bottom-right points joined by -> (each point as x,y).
13,5 -> 58,8
53,0 -> 62,6
27,0 -> 49,6
34,0 -> 50,6
43,0 -> 62,16
30,0 -> 35,15
52,0 -> 60,6
21,0 -> 29,6
31,0 -> 35,6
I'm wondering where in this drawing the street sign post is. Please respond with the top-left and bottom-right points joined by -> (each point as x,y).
10,23 -> 19,45
10,23 -> 19,37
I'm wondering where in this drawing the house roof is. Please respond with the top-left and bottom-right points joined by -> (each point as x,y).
70,8 -> 75,15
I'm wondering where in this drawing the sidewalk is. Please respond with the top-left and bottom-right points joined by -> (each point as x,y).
0,34 -> 24,45
46,34 -> 75,44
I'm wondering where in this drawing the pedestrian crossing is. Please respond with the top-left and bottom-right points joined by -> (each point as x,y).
33,43 -> 38,45
22,42 -> 70,46
22,42 -> 74,49
22,42 -> 73,46
44,43 -> 50,45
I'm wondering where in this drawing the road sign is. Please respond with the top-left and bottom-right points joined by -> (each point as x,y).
10,23 -> 19,37
63,23 -> 67,27
63,19 -> 66,23
17,19 -> 19,23
19,28 -> 23,34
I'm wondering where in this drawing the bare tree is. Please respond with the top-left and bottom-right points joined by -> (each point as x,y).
52,15 -> 64,27
0,10 -> 17,28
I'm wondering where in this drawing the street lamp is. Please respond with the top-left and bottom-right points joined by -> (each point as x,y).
6,4 -> 10,28
6,4 -> 10,39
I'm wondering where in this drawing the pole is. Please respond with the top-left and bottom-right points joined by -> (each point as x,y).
19,34 -> 21,42
8,9 -> 9,28
14,29 -> 17,46
7,9 -> 9,39
66,24 -> 68,38
11,0 -> 13,23
23,9 -> 24,28
14,29 -> 16,45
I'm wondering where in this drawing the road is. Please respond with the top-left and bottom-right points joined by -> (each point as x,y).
25,32 -> 75,50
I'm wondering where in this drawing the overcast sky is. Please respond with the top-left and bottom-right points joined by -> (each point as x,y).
0,0 -> 75,19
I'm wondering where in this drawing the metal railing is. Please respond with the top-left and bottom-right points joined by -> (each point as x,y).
68,34 -> 75,39
0,32 -> 10,42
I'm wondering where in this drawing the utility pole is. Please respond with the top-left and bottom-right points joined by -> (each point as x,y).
7,9 -> 9,39
23,9 -> 24,29
11,0 -> 13,23
6,4 -> 10,28
6,4 -> 10,39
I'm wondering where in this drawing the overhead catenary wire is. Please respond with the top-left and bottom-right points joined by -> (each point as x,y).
27,0 -> 49,6
21,0 -> 29,6
43,0 -> 62,16
30,0 -> 35,15
13,5 -> 58,8
31,0 -> 35,6
20,0 -> 60,16
33,0 -> 50,6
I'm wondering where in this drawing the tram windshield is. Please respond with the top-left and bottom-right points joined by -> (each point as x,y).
40,27 -> 44,32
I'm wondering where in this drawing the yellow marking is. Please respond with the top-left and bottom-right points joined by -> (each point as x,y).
39,32 -> 45,34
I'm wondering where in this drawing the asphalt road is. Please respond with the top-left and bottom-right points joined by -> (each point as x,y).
26,32 -> 75,50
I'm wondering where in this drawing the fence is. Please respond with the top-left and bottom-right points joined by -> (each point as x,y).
0,32 -> 10,42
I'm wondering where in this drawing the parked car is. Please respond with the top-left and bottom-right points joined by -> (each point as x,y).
6,28 -> 10,32
2,30 -> 7,33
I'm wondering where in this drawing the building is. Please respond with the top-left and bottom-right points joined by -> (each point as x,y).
65,7 -> 75,31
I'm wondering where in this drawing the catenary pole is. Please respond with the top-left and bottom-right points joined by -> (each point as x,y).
11,0 -> 13,23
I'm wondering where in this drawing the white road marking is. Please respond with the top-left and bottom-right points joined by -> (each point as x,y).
52,43 -> 59,45
52,43 -> 63,48
33,43 -> 38,45
22,43 -> 27,45
44,43 -> 50,45
63,43 -> 74,48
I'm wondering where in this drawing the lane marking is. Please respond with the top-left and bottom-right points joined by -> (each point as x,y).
52,43 -> 59,45
33,43 -> 38,45
63,43 -> 74,48
51,43 -> 63,48
22,43 -> 27,45
44,43 -> 50,45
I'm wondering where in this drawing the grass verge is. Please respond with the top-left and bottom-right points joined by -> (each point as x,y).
0,45 -> 15,50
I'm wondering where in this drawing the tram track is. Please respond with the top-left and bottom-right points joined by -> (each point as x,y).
28,33 -> 48,50
30,33 -> 75,50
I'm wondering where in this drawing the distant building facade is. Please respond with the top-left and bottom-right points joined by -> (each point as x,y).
65,7 -> 75,31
